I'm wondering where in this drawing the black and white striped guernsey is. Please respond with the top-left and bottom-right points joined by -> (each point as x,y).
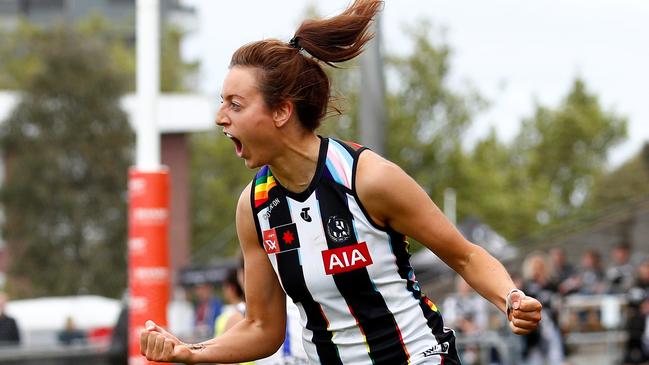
250,137 -> 461,365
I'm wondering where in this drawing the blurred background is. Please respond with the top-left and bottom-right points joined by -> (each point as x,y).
0,0 -> 647,364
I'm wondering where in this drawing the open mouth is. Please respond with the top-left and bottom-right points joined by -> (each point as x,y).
224,132 -> 243,155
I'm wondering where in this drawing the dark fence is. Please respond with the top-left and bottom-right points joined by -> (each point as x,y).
0,344 -> 118,365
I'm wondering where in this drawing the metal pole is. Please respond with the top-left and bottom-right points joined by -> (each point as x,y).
359,14 -> 386,156
130,2 -> 170,365
444,188 -> 457,225
136,0 -> 160,170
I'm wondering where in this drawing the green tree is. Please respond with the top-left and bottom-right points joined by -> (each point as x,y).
0,26 -> 134,298
0,21 -> 43,89
0,16 -> 198,92
458,79 -> 628,240
588,142 -> 649,210
385,22 -> 484,204
454,130 -> 552,240
189,132 -> 252,262
514,79 -> 627,220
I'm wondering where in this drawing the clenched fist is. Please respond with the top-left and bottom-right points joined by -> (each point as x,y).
140,320 -> 195,363
507,289 -> 543,335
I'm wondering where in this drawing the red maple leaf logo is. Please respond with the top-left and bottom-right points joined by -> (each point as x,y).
282,230 -> 295,245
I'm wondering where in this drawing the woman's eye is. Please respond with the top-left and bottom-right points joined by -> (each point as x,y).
230,102 -> 241,111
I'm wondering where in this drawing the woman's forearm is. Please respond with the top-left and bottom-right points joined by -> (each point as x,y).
188,316 -> 285,364
452,244 -> 516,314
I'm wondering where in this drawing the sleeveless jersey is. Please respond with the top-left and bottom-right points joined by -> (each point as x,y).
250,137 -> 460,365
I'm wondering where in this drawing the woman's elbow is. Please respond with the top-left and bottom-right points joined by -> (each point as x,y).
448,242 -> 485,274
263,328 -> 286,357
251,317 -> 286,357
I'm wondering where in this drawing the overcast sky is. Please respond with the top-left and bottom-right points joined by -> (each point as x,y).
181,0 -> 649,167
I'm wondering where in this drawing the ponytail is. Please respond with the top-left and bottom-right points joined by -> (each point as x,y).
291,0 -> 384,66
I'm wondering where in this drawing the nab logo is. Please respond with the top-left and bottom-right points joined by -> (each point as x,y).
300,208 -> 312,222
263,229 -> 279,254
322,242 -> 373,275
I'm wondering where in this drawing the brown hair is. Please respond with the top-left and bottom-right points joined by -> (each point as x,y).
229,0 -> 384,131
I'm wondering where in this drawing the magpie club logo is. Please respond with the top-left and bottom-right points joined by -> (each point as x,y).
326,216 -> 351,243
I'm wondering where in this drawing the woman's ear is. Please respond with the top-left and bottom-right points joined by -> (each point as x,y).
273,100 -> 294,128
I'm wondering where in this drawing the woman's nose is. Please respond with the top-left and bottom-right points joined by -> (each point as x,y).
216,108 -> 229,126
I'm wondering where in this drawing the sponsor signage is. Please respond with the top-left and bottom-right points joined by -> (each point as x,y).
421,342 -> 450,357
322,242 -> 373,275
263,223 -> 301,254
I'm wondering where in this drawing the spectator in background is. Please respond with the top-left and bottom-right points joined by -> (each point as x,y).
218,259 -> 309,365
193,282 -> 223,340
214,268 -> 246,338
57,316 -> 86,345
579,249 -> 605,295
521,251 -> 565,365
168,286 -> 195,342
0,292 -> 20,346
442,275 -> 489,365
605,242 -> 636,295
214,268 -> 254,365
562,249 -> 605,296
442,275 -> 488,334
549,247 -> 576,296
623,258 -> 649,365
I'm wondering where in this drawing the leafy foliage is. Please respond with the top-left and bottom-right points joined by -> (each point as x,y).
385,22 -> 485,204
458,79 -> 627,239
0,15 -> 198,297
0,16 -> 198,92
588,142 -> 649,210
189,132 -> 252,262
0,26 -> 134,298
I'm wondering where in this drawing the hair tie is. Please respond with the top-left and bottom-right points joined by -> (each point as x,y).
289,37 -> 302,50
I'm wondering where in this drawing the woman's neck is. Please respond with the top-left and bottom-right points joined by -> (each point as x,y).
269,132 -> 321,193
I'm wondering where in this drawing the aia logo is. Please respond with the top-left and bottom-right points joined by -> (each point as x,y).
300,208 -> 312,222
322,242 -> 373,275
326,216 -> 351,243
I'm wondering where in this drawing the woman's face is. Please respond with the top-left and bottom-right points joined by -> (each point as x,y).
531,257 -> 547,281
639,261 -> 649,282
217,66 -> 277,169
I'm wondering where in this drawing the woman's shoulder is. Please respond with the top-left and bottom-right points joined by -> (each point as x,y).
355,149 -> 404,189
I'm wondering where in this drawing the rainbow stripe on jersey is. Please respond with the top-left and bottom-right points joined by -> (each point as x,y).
253,165 -> 277,208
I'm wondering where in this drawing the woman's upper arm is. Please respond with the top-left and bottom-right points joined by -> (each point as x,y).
355,151 -> 475,273
355,152 -> 520,314
235,184 -> 286,342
